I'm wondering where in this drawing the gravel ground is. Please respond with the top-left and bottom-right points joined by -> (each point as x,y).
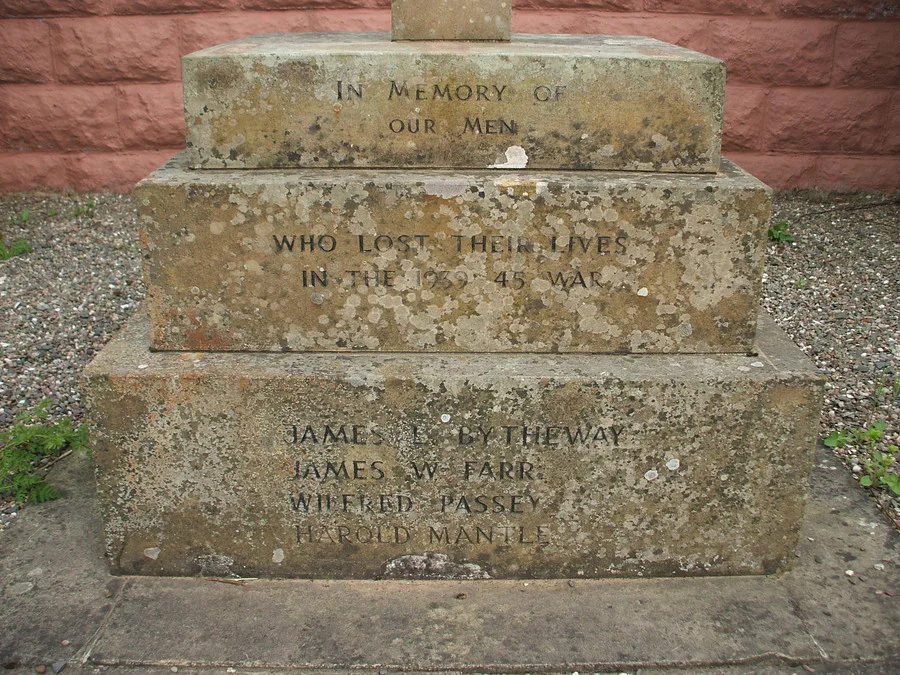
0,188 -> 898,526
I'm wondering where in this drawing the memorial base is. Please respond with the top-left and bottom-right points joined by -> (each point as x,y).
84,313 -> 822,580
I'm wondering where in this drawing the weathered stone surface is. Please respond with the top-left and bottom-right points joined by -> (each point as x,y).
392,0 -> 511,41
84,312 -> 822,579
182,33 -> 724,172
137,155 -> 769,354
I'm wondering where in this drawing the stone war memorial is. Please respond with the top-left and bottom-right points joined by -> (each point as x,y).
84,0 -> 823,580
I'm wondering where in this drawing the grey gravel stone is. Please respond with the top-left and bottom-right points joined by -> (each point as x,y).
762,191 -> 899,525
0,194 -> 143,430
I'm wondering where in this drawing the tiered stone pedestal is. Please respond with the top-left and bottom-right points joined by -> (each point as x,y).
85,31 -> 822,580
86,314 -> 821,579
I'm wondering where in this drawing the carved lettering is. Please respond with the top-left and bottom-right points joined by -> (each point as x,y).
462,460 -> 534,480
463,117 -> 517,135
388,81 -> 410,99
388,81 -> 507,102
439,494 -> 540,514
288,423 -> 623,448
499,424 -> 624,446
297,524 -> 410,545
533,85 -> 566,102
550,234 -> 627,254
428,525 -> 549,545
415,269 -> 469,290
289,424 -> 383,445
273,234 -> 337,253
492,271 -> 525,289
346,269 -> 396,287
336,80 -> 362,100
451,235 -> 533,253
410,461 -> 440,480
357,233 -> 429,253
300,269 -> 327,287
388,118 -> 436,134
293,460 -> 386,481
290,493 -> 411,513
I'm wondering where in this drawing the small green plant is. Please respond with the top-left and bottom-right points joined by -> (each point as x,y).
0,400 -> 88,505
47,208 -> 57,217
1,209 -> 33,260
71,200 -> 96,219
854,421 -> 887,446
824,429 -> 851,448
826,422 -> 900,497
0,234 -> 32,260
870,374 -> 899,411
767,220 -> 796,243
9,208 -> 31,224
859,445 -> 900,495
881,373 -> 900,403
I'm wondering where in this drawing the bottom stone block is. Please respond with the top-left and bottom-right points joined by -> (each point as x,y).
84,313 -> 822,579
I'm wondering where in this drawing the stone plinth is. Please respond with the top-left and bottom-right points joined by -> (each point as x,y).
85,313 -> 822,579
392,0 -> 511,41
182,33 -> 724,173
137,155 -> 769,354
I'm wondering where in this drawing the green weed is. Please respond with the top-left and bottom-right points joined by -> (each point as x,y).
824,429 -> 851,449
1,209 -> 33,260
71,200 -> 96,219
10,208 -> 31,224
0,236 -> 32,260
872,374 -> 898,406
826,422 -> 900,497
767,221 -> 796,243
859,446 -> 900,495
0,400 -> 88,505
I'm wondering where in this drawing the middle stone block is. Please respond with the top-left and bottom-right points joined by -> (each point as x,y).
137,155 -> 769,353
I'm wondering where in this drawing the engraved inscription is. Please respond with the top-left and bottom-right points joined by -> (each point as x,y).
428,525 -> 550,545
379,80 -> 535,139
297,524 -> 411,544
387,81 -> 509,102
463,118 -> 517,135
270,230 -> 629,294
335,80 -> 362,100
283,419 -> 627,549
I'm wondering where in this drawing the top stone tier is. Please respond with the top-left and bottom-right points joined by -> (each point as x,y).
183,33 -> 724,173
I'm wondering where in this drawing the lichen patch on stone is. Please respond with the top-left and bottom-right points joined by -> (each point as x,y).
489,145 -> 528,169
383,552 -> 492,579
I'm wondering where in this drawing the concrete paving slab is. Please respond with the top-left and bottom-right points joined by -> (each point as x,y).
0,451 -> 122,671
88,576 -> 816,669
780,453 -> 898,662
0,446 -> 897,674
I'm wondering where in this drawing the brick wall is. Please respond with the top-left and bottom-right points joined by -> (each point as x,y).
0,0 -> 897,192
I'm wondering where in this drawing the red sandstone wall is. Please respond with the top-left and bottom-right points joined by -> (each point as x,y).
0,0 -> 897,192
